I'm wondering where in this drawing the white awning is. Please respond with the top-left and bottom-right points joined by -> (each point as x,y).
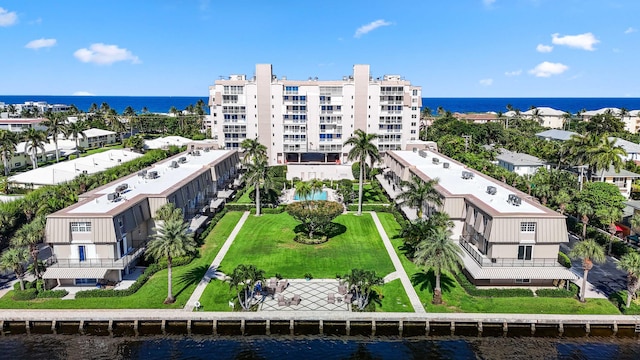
210,198 -> 224,209
43,267 -> 110,280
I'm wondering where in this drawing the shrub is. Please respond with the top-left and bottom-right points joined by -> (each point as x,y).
12,288 -> 37,301
455,272 -> 534,297
269,165 -> 287,178
557,252 -> 572,268
225,203 -> 254,212
347,204 -> 391,212
294,234 -> 328,244
250,206 -> 285,214
536,284 -> 577,298
36,289 -> 69,298
351,162 -> 372,180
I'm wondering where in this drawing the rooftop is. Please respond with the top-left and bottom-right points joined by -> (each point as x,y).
9,150 -> 143,186
535,129 -> 578,141
496,149 -> 545,167
144,135 -> 192,149
392,151 -> 547,215
522,107 -> 566,116
609,137 -> 640,154
64,150 -> 231,215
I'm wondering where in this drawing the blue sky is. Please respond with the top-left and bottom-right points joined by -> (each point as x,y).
0,0 -> 638,97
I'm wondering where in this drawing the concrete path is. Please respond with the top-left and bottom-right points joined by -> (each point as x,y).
370,212 -> 426,313
184,211 -> 250,311
383,271 -> 399,283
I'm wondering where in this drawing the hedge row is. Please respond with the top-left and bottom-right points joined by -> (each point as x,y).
455,272 -> 535,297
535,283 -> 578,298
12,288 -> 37,301
557,252 -> 572,268
346,204 -> 392,212
250,206 -> 286,214
36,289 -> 69,298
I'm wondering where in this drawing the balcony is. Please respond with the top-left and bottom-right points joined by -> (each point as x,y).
459,237 -> 561,267
46,246 -> 146,270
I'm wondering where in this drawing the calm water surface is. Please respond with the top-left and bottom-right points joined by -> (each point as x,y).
0,335 -> 638,360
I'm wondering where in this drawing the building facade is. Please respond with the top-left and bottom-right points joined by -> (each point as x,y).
383,150 -> 577,286
43,147 -> 240,287
0,118 -> 47,133
207,64 -> 422,165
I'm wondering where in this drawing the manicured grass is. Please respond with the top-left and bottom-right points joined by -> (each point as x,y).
377,279 -> 414,312
198,279 -> 237,312
219,212 -> 396,279
376,212 -> 621,315
236,186 -> 254,204
81,144 -> 125,157
610,290 -> 640,315
0,211 -> 245,309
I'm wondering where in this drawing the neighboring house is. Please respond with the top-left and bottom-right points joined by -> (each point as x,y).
453,112 -> 499,124
496,148 -> 547,176
535,129 -> 578,141
43,147 -> 240,287
64,128 -> 118,150
580,107 -> 640,134
0,118 -> 47,133
522,107 -> 566,129
608,137 -> 640,162
8,139 -> 77,171
585,166 -> 640,200
144,136 -> 193,150
384,150 -> 577,286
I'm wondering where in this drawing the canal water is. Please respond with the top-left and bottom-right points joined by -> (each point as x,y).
0,335 -> 638,359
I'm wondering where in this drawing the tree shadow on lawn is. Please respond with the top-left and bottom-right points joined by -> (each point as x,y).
411,269 -> 455,293
293,222 -> 347,239
174,264 -> 210,298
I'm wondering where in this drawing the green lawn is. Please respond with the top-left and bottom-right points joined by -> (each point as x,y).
376,212 -> 621,315
377,279 -> 414,312
0,211 -> 245,309
236,186 -> 254,204
219,212 -> 396,279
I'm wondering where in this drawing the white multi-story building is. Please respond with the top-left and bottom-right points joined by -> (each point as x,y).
207,64 -> 422,165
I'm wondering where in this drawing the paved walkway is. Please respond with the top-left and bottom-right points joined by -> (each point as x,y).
370,212 -> 426,313
184,211 -> 250,311
259,279 -> 351,312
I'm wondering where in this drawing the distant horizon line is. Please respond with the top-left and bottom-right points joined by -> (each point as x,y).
1,95 -> 639,99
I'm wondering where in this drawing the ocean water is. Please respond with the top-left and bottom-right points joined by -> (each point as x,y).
1,95 -> 639,115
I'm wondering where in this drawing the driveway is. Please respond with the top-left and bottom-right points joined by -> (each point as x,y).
560,234 -> 628,297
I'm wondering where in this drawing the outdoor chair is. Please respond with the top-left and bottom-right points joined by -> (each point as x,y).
338,285 -> 347,295
279,279 -> 289,288
327,293 -> 335,304
278,295 -> 287,306
276,284 -> 285,293
291,294 -> 301,305
344,293 -> 353,303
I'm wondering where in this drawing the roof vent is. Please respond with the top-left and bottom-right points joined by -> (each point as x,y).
462,171 -> 474,180
146,171 -> 158,179
418,150 -> 427,158
178,156 -> 187,164
508,194 -> 521,206
107,192 -> 120,202
204,148 -> 210,152
169,161 -> 179,168
432,158 -> 440,164
82,170 -> 88,174
486,186 -> 497,195
443,162 -> 450,169
115,184 -> 129,193
193,150 -> 201,156
138,170 -> 147,177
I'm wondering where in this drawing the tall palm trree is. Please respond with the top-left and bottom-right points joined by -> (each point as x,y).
244,157 -> 274,216
397,176 -> 442,218
0,246 -> 30,291
344,130 -> 380,216
67,120 -> 88,159
42,112 -> 68,163
588,136 -> 626,182
569,238 -> 606,302
414,226 -> 462,304
0,130 -> 19,176
23,128 -> 47,170
145,218 -> 196,304
617,252 -> 640,308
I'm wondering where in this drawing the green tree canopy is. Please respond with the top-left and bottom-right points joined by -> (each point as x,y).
287,200 -> 343,239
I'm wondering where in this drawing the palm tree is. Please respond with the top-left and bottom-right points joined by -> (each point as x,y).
414,226 -> 462,304
228,264 -> 266,311
66,120 -> 88,158
23,128 -> 47,170
0,246 -> 30,290
309,178 -> 323,200
588,136 -> 626,182
344,129 -> 380,216
597,207 -> 623,256
576,201 -> 593,239
41,112 -> 68,163
123,106 -> 137,137
295,181 -> 312,206
532,183 -> 553,205
155,202 -> 184,223
569,238 -> 606,302
244,156 -> 274,216
562,112 -> 572,131
342,268 -> 383,311
397,175 -> 442,218
553,190 -> 571,215
630,213 -> 640,236
11,219 -> 45,279
108,110 -> 127,143
240,138 -> 267,164
145,218 -> 196,304
0,129 -> 19,176
617,252 -> 640,308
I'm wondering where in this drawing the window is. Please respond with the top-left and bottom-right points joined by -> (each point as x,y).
520,222 -> 536,232
517,245 -> 533,260
515,279 -> 531,284
71,222 -> 91,232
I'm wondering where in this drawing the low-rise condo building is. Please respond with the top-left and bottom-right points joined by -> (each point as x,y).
382,149 -> 577,286
63,128 -> 118,150
208,64 -> 422,165
43,146 -> 240,287
0,118 -> 47,133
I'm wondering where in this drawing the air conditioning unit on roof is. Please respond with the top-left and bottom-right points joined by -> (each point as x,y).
486,186 -> 497,195
461,171 -> 474,180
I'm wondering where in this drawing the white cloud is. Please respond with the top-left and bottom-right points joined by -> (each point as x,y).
529,61 -> 569,77
25,38 -> 57,50
551,32 -> 599,51
504,70 -> 522,76
536,44 -> 553,53
624,27 -> 636,34
479,78 -> 493,86
73,91 -> 95,96
354,19 -> 391,38
0,7 -> 18,27
74,43 -> 141,65
483,0 -> 496,6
